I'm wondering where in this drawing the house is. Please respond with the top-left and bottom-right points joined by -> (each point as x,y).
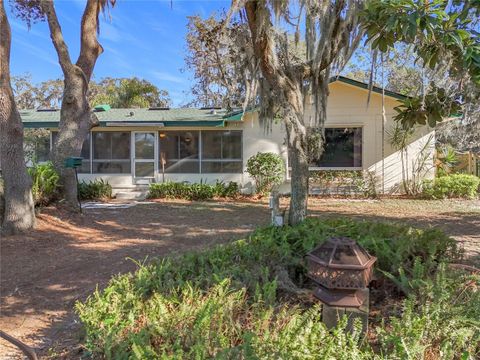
20,77 -> 435,194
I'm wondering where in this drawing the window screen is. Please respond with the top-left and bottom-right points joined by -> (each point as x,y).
92,132 -> 130,173
159,131 -> 199,173
201,130 -> 242,173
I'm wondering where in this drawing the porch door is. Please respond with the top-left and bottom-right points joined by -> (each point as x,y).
132,131 -> 157,181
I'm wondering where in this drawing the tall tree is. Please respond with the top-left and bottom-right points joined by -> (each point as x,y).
184,14 -> 255,110
14,0 -> 115,209
237,0 -> 363,224
12,75 -> 64,109
90,77 -> 171,108
11,73 -> 36,109
0,0 -> 36,234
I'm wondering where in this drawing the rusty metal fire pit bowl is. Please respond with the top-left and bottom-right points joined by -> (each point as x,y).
306,237 -> 376,308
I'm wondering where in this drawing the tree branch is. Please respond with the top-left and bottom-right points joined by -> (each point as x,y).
76,0 -> 103,82
39,0 -> 74,76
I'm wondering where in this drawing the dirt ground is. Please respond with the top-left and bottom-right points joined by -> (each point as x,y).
1,198 -> 479,359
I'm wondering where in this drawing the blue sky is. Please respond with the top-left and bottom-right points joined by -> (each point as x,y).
8,0 -> 231,106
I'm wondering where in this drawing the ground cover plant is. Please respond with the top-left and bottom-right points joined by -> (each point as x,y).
422,174 -> 480,199
147,181 -> 239,201
28,162 -> 60,206
78,179 -> 113,201
76,217 -> 479,359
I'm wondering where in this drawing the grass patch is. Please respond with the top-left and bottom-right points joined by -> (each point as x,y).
77,218 -> 479,359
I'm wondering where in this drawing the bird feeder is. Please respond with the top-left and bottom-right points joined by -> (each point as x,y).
306,237 -> 376,332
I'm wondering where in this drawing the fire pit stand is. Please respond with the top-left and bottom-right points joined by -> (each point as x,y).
305,237 -> 376,333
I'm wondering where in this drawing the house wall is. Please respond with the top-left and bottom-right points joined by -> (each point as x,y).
72,81 -> 434,194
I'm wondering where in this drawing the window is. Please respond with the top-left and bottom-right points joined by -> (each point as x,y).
310,127 -> 362,168
201,130 -> 242,173
33,135 -> 50,163
159,131 -> 199,173
92,132 -> 130,173
51,131 -> 91,173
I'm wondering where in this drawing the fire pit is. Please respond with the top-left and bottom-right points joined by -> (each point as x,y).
306,237 -> 376,332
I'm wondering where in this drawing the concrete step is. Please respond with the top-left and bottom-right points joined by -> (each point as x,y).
115,191 -> 148,200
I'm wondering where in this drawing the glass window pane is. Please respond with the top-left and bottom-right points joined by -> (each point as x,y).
135,133 -> 155,159
34,135 -> 50,162
159,131 -> 199,173
135,162 -> 154,177
92,132 -> 130,173
201,131 -> 242,173
309,128 -> 362,168
222,131 -> 242,159
164,160 -> 200,174
201,161 -> 242,174
201,131 -> 223,159
93,132 -> 130,160
92,161 -> 130,174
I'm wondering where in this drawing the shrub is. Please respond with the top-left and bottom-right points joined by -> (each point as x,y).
28,162 -> 60,206
422,174 -> 480,199
78,179 -> 113,201
246,152 -> 285,195
378,265 -> 480,359
77,218 -> 462,358
147,181 -> 239,201
310,170 -> 378,198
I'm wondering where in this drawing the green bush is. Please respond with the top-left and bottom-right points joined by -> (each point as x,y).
422,174 -> 480,199
77,218 -> 465,359
78,179 -> 113,201
28,162 -> 60,206
147,181 -> 239,201
310,170 -> 378,198
246,152 -> 285,195
377,265 -> 480,359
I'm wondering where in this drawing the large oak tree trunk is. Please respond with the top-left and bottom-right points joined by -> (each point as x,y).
41,0 -> 104,209
52,74 -> 97,207
286,122 -> 310,225
0,0 -> 36,234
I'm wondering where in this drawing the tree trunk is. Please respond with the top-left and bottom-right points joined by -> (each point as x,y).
287,135 -> 310,225
284,108 -> 310,225
41,0 -> 103,209
0,0 -> 36,234
52,74 -> 97,207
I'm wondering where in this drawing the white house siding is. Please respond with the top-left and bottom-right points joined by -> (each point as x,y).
74,81 -> 434,194
238,81 -> 435,194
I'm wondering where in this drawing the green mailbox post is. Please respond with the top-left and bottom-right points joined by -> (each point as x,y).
64,157 -> 83,212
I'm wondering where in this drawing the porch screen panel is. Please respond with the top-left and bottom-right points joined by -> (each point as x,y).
92,132 -> 131,173
51,131 -> 91,173
159,131 -> 199,173
201,130 -> 242,173
310,127 -> 362,168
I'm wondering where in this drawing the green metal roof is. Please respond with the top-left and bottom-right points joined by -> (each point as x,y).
20,77 -> 407,128
21,108 -> 242,129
